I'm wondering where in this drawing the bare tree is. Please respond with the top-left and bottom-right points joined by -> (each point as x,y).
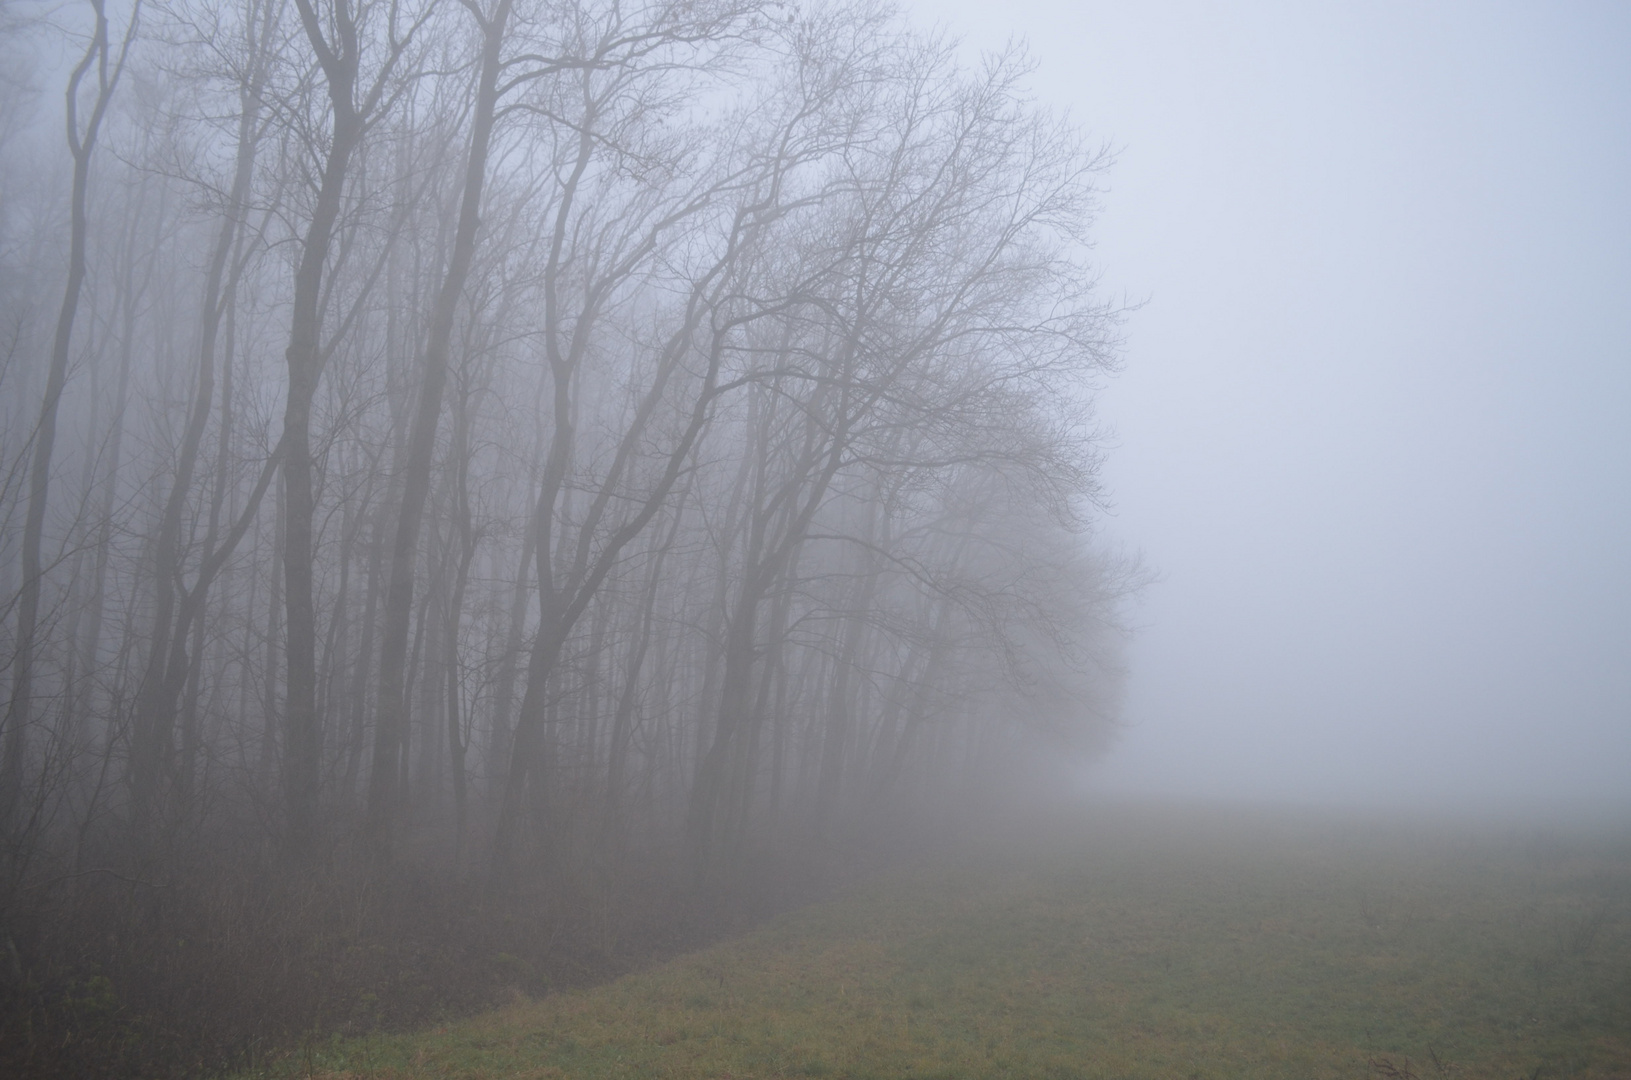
366,0 -> 510,855
277,0 -> 433,854
128,0 -> 283,833
2,0 -> 140,832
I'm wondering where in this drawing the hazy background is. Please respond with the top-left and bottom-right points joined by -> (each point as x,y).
907,0 -> 1631,814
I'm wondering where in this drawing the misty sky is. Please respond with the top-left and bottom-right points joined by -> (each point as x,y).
907,0 -> 1631,812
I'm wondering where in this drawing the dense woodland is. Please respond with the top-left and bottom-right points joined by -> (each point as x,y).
0,0 -> 1130,1073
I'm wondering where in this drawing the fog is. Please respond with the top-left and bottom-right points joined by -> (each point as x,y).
1,5 -> 1628,1074
909,0 -> 1631,814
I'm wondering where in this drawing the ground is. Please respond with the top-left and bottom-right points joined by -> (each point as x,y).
254,802 -> 1631,1080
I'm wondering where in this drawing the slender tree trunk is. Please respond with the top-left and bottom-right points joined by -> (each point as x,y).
71,246 -> 136,768
444,520 -> 476,866
368,0 -> 513,856
261,476 -> 285,782
280,0 -> 377,855
342,503 -> 385,802
130,52 -> 263,826
488,501 -> 536,782
814,500 -> 882,831
3,0 -> 137,827
605,502 -> 685,836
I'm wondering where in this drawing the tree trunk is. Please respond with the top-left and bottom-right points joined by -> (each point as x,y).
3,0 -> 135,829
130,49 -> 263,827
367,0 -> 512,857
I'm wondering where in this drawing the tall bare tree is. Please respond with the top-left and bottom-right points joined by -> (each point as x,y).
2,0 -> 140,829
367,0 -> 512,855
278,0 -> 433,853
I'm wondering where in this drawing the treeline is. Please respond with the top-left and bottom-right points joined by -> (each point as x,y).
0,0 -> 1127,1072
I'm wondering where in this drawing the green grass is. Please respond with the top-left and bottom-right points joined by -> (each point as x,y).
262,804 -> 1631,1079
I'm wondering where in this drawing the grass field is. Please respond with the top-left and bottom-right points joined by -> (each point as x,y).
262,803 -> 1631,1080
